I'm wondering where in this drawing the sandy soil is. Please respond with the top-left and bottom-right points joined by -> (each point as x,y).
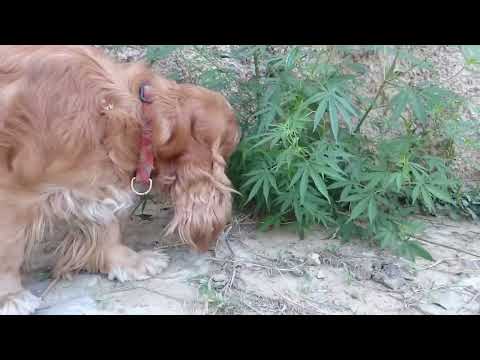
24,200 -> 480,315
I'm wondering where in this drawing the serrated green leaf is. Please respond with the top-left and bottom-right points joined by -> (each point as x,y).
342,193 -> 368,202
390,89 -> 409,123
262,179 -> 270,204
406,241 -> 434,262
246,179 -> 263,204
425,185 -> 454,205
336,100 -> 353,132
293,199 -> 303,224
366,173 -> 385,190
304,91 -> 327,107
266,172 -> 279,193
395,173 -> 403,192
421,187 -> 434,212
309,168 -> 330,203
279,194 -> 294,214
349,197 -> 370,222
285,47 -> 299,70
290,167 -> 304,188
299,170 -> 309,205
377,228 -> 395,249
334,94 -> 359,117
409,91 -> 427,123
327,75 -> 356,88
411,166 -> 424,183
241,174 -> 261,189
384,173 -> 399,190
328,180 -> 351,190
340,185 -> 352,202
328,97 -> 339,142
313,98 -> 328,131
368,197 -> 378,224
251,132 -> 279,149
412,185 -> 421,204
317,167 -> 346,181
344,62 -> 368,75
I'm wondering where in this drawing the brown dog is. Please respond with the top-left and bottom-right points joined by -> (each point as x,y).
0,45 -> 240,315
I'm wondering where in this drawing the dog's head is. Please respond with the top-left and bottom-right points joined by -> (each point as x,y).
146,83 -> 240,251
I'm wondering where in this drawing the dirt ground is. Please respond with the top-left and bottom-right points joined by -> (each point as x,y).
23,199 -> 480,315
20,46 -> 480,315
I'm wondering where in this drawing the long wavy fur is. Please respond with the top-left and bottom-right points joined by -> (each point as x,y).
0,45 -> 239,297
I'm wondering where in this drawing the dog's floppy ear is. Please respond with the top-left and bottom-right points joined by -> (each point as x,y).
162,94 -> 239,252
148,90 -> 194,161
142,84 -> 174,147
220,111 -> 241,161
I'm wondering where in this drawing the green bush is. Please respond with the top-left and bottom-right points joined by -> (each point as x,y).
145,45 -> 480,262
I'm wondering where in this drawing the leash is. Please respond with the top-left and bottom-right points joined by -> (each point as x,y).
130,82 -> 155,196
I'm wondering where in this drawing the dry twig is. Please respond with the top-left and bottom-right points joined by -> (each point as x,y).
415,237 -> 480,258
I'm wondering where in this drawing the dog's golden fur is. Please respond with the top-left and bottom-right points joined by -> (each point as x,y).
0,45 -> 240,314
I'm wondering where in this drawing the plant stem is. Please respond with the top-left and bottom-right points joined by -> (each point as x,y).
253,48 -> 263,115
354,50 -> 400,134
253,48 -> 261,80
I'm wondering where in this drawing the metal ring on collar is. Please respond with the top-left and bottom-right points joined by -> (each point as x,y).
130,177 -> 153,196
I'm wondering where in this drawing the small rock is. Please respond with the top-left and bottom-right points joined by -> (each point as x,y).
211,273 -> 227,283
403,274 -> 416,281
291,268 -> 306,277
307,253 -> 321,266
352,262 -> 374,281
380,263 -> 402,278
315,270 -> 326,280
211,273 -> 228,290
372,273 -> 406,290
349,290 -> 360,300
382,276 -> 406,290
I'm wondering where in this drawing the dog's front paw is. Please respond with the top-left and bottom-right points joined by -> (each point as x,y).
107,250 -> 169,282
0,290 -> 41,315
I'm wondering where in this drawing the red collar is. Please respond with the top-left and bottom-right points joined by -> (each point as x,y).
130,82 -> 155,196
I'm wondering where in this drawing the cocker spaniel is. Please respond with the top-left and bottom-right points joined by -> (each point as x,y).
0,45 -> 240,315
